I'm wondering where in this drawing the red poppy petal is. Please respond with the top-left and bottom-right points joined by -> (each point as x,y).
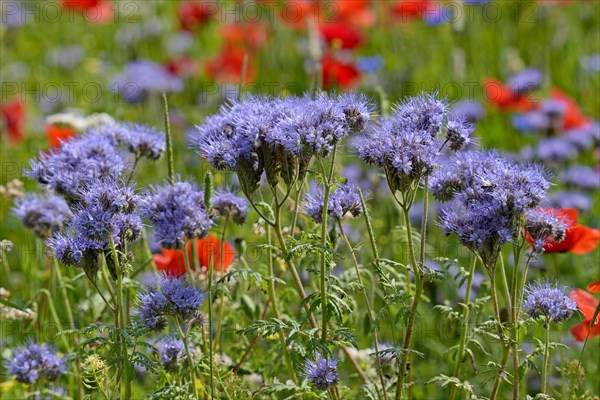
570,289 -> 599,321
567,225 -> 600,255
570,320 -> 600,342
587,280 -> 600,293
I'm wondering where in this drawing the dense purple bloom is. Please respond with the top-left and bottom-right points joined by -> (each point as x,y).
355,93 -> 450,194
433,150 -> 551,268
451,100 -> 485,122
109,123 -> 166,160
445,118 -> 474,151
28,131 -> 125,201
559,165 -> 600,190
13,194 -> 72,239
7,343 -> 66,384
303,354 -> 338,390
157,337 -> 186,372
112,60 -> 183,103
212,189 -> 249,225
564,123 -> 600,151
536,137 -> 578,163
525,209 -> 568,253
141,179 -> 212,249
512,111 -> 551,133
137,275 -> 205,331
192,93 -> 372,193
305,183 -> 363,223
523,281 -> 577,323
507,68 -> 543,94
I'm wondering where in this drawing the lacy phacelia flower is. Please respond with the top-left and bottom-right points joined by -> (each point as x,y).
355,92 -> 450,194
138,275 -> 205,331
537,209 -> 600,254
523,281 -> 577,323
191,93 -> 371,194
109,122 -> 166,161
304,354 -> 339,390
212,189 -> 249,225
525,209 -> 569,253
305,183 -> 363,223
112,60 -> 183,103
13,193 -> 72,239
444,118 -> 474,151
432,150 -> 551,269
157,337 -> 186,372
28,131 -> 125,202
7,343 -> 66,384
141,179 -> 212,249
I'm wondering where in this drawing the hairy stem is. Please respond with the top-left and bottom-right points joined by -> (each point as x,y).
542,321 -> 550,395
161,92 -> 175,185
175,316 -> 198,398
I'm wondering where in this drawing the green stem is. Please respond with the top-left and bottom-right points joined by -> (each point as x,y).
489,270 -> 509,400
175,317 -> 199,399
161,92 -> 175,185
358,187 -> 397,343
52,256 -> 75,330
395,207 -> 423,400
215,215 -> 230,351
448,256 -> 478,400
542,321 -> 550,395
109,236 -> 130,400
208,246 -> 215,399
338,222 -> 388,400
267,224 -> 298,383
33,289 -> 71,352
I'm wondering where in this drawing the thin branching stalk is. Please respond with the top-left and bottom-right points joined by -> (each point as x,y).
489,267 -> 510,400
175,316 -> 198,399
448,256 -> 478,400
207,247 -> 215,399
215,215 -> 230,351
51,255 -> 74,329
319,146 -> 338,341
395,206 -> 424,400
108,236 -> 130,400
542,320 -> 551,394
338,222 -> 388,400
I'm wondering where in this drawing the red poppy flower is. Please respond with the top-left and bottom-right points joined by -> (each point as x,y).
46,124 -> 76,148
483,78 -> 538,112
153,236 -> 236,277
205,47 -> 254,83
570,288 -> 600,341
550,88 -> 590,130
319,23 -> 364,49
61,0 -> 113,23
177,0 -> 215,31
1,99 -> 25,145
332,0 -> 375,28
531,209 -> 600,254
588,280 -> 600,293
322,54 -> 361,89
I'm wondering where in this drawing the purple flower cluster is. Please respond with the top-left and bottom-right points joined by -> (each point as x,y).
28,131 -> 125,202
212,189 -> 249,225
432,150 -> 551,269
140,179 -> 212,249
13,193 -> 72,239
109,122 -> 166,161
7,343 -> 66,384
559,165 -> 600,190
303,354 -> 338,390
523,281 -> 577,323
525,209 -> 569,253
138,275 -> 205,331
305,183 -> 363,223
191,93 -> 371,194
157,337 -> 186,372
355,93 -> 463,195
47,180 -> 142,273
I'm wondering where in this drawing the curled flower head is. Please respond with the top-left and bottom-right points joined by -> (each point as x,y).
303,354 -> 338,391
355,92 -> 451,194
7,343 -> 66,384
27,131 -> 124,202
444,118 -> 474,152
13,193 -> 72,239
157,337 -> 186,373
141,179 -> 212,249
523,281 -> 577,323
110,122 -> 166,161
525,209 -> 569,253
305,183 -> 363,224
212,189 -> 249,225
137,274 -> 205,331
